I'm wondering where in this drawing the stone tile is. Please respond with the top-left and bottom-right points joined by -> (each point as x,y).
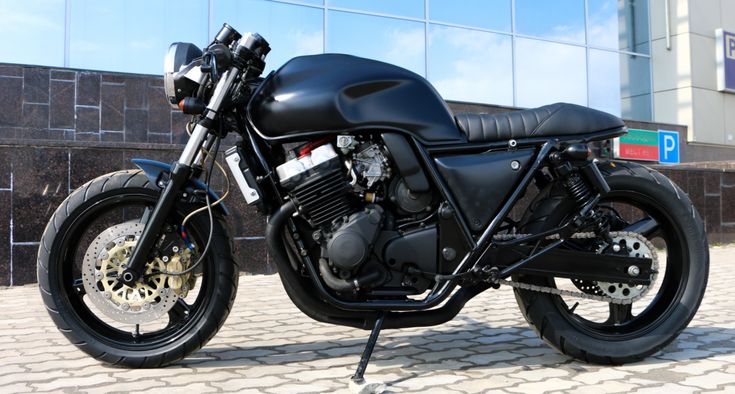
100,83 -> 124,131
148,132 -> 171,144
0,65 -> 22,77
125,77 -> 148,109
705,195 -> 722,244
70,148 -> 125,188
0,191 -> 9,286
76,73 -> 100,106
50,70 -> 75,81
0,127 -> 18,139
23,68 -> 49,103
0,77 -> 23,126
0,147 -> 10,189
722,172 -> 735,187
75,132 -> 100,142
11,147 -> 68,242
704,172 -> 721,195
75,106 -> 100,133
148,86 -> 171,133
11,245 -> 37,285
171,111 -> 191,144
101,131 -> 124,143
22,103 -> 49,129
722,186 -> 735,224
101,74 -> 125,84
234,238 -> 271,274
49,80 -> 75,129
226,196 -> 266,238
686,172 -> 705,210
125,108 -> 148,142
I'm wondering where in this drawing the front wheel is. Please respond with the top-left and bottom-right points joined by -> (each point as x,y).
513,161 -> 709,364
38,170 -> 238,367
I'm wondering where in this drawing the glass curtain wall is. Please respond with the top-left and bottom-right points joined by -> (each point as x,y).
0,0 -> 652,120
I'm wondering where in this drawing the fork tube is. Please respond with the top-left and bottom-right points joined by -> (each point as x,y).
121,67 -> 240,285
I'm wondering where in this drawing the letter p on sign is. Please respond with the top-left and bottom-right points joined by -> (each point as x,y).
658,130 -> 680,164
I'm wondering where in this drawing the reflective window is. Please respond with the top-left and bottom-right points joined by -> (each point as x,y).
588,49 -> 621,116
428,25 -> 512,105
327,0 -> 424,19
0,0 -> 65,67
212,0 -> 323,73
69,0 -> 208,74
327,11 -> 425,76
515,38 -> 587,108
620,53 -> 651,120
429,0 -> 511,32
588,0 -> 650,54
515,0 -> 585,43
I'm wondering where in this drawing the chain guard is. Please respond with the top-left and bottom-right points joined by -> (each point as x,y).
493,231 -> 659,305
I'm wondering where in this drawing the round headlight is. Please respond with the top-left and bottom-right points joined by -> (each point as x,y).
163,43 -> 204,108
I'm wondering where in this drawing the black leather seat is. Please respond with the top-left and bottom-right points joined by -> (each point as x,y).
455,103 -> 625,143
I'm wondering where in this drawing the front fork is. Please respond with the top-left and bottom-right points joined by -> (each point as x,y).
120,67 -> 240,286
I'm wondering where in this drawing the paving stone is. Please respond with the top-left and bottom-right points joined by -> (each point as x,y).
1,246 -> 735,392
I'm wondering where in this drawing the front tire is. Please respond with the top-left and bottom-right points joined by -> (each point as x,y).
38,170 -> 238,367
514,161 -> 708,364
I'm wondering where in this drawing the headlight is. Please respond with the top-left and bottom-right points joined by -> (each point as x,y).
163,43 -> 205,109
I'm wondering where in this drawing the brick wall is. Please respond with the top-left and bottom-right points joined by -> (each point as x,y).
0,63 -> 732,286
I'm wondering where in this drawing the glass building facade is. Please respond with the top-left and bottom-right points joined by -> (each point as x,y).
0,0 -> 652,120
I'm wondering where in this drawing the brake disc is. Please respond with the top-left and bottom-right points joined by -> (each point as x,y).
82,222 -> 179,324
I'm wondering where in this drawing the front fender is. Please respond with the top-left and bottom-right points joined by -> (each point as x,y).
132,158 -> 230,215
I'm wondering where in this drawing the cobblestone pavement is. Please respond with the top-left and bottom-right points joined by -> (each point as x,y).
1,246 -> 734,393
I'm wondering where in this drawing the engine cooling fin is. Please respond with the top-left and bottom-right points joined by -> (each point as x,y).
291,168 -> 351,226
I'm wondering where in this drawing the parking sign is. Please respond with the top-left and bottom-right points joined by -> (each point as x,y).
658,130 -> 680,164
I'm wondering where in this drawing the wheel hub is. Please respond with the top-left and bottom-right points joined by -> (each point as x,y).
597,234 -> 657,301
82,222 -> 192,324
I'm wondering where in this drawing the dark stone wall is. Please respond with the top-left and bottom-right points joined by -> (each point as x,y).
0,63 -> 732,286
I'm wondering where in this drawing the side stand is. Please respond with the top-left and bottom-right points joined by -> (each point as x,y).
351,312 -> 385,384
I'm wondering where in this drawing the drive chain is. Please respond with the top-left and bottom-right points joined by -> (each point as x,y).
490,231 -> 659,305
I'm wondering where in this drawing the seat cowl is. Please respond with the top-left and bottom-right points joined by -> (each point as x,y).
455,103 -> 625,143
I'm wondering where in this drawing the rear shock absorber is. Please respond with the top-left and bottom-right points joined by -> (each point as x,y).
564,172 -> 594,207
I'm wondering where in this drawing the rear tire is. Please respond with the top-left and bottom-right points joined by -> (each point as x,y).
37,170 -> 238,367
513,161 -> 708,364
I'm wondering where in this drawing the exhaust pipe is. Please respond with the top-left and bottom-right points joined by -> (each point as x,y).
265,201 -> 490,330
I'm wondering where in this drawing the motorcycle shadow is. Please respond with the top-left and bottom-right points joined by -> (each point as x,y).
179,318 -> 734,375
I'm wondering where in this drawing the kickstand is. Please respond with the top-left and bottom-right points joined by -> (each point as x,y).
352,312 -> 385,384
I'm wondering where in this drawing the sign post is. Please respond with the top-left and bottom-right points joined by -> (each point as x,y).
716,28 -> 735,93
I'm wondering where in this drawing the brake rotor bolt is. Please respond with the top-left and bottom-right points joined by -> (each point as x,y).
143,302 -> 151,310
121,303 -> 130,311
104,292 -> 112,300
628,265 -> 640,277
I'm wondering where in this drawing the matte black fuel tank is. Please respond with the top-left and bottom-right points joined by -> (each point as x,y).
247,54 -> 465,145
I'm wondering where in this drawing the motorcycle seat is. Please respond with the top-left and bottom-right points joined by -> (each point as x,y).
454,103 -> 625,143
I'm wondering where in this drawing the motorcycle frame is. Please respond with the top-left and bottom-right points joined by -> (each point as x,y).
240,111 -> 627,313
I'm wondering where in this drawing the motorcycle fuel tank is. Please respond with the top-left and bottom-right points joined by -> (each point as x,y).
247,54 -> 465,145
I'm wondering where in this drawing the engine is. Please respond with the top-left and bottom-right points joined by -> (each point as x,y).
275,136 -> 438,295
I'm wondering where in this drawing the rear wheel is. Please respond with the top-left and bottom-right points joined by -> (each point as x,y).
38,170 -> 238,367
513,161 -> 708,364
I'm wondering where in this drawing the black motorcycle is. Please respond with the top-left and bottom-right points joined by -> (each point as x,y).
38,24 -> 708,383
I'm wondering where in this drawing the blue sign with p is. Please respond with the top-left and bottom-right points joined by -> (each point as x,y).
658,130 -> 679,164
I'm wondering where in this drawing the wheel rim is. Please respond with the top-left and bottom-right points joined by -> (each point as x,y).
550,189 -> 690,340
54,190 -> 215,349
